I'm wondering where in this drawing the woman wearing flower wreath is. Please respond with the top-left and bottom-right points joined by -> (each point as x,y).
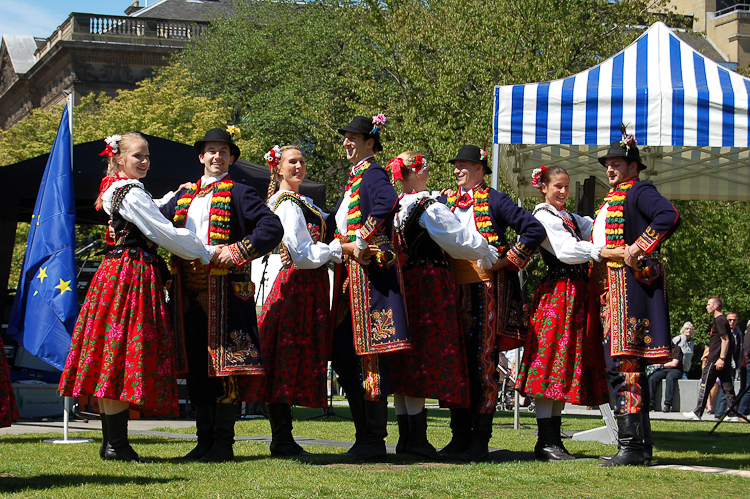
246,145 -> 342,456
388,151 -> 498,459
515,165 -> 613,461
59,133 -> 218,463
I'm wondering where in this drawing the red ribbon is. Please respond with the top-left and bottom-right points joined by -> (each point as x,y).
387,158 -> 404,181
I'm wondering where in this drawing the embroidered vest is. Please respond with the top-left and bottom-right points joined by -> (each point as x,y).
533,206 -> 588,281
395,198 -> 448,268
273,192 -> 326,270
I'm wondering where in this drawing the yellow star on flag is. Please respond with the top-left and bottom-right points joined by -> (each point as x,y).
37,266 -> 48,283
55,278 -> 72,295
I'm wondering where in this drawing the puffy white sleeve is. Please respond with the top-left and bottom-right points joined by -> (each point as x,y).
116,186 -> 215,264
420,202 -> 497,265
536,209 -> 601,264
276,198 -> 343,269
574,213 -> 595,241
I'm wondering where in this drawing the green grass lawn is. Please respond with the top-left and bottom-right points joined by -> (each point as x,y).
1,406 -> 749,498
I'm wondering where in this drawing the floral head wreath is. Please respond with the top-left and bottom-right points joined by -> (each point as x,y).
371,113 -> 387,134
387,154 -> 428,181
530,165 -> 548,190
99,135 -> 122,157
264,145 -> 282,170
619,123 -> 636,152
226,125 -> 241,141
479,148 -> 489,161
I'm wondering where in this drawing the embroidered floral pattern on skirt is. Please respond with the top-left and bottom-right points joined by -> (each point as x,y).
58,251 -> 178,416
516,277 -> 609,406
390,264 -> 470,407
241,266 -> 331,408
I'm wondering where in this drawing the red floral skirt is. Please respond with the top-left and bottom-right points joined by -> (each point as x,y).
0,335 -> 19,427
241,266 -> 331,408
390,264 -> 470,407
58,251 -> 178,416
516,277 -> 609,406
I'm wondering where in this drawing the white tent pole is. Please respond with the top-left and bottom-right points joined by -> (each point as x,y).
513,158 -> 525,431
491,143 -> 500,191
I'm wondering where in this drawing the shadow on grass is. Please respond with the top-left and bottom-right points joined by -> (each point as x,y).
0,474 -> 184,493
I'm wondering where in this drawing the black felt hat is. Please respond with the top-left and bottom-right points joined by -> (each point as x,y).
598,140 -> 646,171
449,145 -> 490,173
194,128 -> 241,161
338,116 -> 382,152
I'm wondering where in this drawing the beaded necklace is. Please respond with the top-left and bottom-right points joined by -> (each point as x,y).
447,181 -> 502,248
334,161 -> 370,242
173,176 -> 234,274
595,178 -> 637,268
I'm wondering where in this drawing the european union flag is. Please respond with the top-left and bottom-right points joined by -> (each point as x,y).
7,103 -> 78,371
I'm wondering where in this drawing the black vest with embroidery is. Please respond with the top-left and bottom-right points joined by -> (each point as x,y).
534,206 -> 589,281
107,184 -> 160,263
396,197 -> 448,269
274,192 -> 325,270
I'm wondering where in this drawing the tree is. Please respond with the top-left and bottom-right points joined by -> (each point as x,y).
0,65 -> 238,165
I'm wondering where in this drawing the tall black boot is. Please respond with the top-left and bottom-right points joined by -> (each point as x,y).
395,414 -> 410,454
174,404 -> 215,461
103,409 -> 151,463
641,410 -> 653,465
199,403 -> 237,463
99,414 -> 108,459
551,416 -> 571,456
459,412 -> 494,462
406,409 -> 442,460
535,418 -> 574,461
439,408 -> 473,457
599,413 -> 646,466
348,399 -> 388,460
341,392 -> 367,456
267,402 -> 312,457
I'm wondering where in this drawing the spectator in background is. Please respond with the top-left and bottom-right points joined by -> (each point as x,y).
684,297 -> 740,422
673,322 -> 695,379
715,312 -> 744,418
738,320 -> 750,417
648,342 -> 683,413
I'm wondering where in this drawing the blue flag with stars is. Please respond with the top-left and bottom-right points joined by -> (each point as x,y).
7,103 -> 78,371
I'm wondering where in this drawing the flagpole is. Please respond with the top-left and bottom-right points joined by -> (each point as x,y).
45,94 -> 92,445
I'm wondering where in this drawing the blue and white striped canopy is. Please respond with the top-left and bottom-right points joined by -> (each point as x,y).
494,21 -> 750,147
492,22 -> 750,201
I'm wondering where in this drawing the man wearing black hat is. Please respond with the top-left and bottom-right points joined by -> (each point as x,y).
590,133 -> 680,466
328,115 -> 410,460
441,145 -> 545,461
161,128 -> 283,462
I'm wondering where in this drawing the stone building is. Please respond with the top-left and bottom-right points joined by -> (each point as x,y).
0,0 -> 237,129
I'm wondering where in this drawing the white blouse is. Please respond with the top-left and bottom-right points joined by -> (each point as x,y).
269,190 -> 342,269
396,191 -> 498,268
102,179 -> 214,264
534,203 -> 602,264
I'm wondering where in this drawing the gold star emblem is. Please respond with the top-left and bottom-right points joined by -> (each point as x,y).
55,278 -> 72,295
37,266 -> 48,283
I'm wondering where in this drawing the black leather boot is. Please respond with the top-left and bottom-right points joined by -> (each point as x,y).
641,410 -> 653,465
347,399 -> 388,460
395,414 -> 410,454
267,402 -> 312,457
103,409 -> 151,463
341,393 -> 367,457
174,404 -> 215,461
599,413 -> 646,466
439,408 -> 473,457
534,418 -> 575,461
551,416 -> 571,456
459,412 -> 494,462
99,414 -> 108,459
406,409 -> 442,460
199,403 -> 237,463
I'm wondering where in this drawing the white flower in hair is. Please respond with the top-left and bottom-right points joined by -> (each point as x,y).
104,135 -> 122,154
